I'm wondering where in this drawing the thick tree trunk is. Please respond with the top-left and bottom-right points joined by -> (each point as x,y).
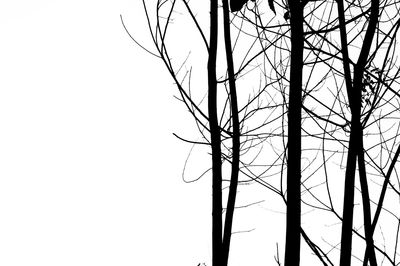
208,0 -> 223,265
221,0 -> 240,265
284,1 -> 303,266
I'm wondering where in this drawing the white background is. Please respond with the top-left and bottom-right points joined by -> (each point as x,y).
0,1 -> 214,265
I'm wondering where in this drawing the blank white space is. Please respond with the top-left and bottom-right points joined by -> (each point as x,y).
0,1 -> 211,265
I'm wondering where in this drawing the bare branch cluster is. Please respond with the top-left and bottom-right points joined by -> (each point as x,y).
132,0 -> 400,265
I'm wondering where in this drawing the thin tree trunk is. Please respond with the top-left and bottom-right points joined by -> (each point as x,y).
336,0 -> 353,95
358,136 -> 377,266
338,0 -> 379,264
354,1 -> 379,265
336,2 -> 357,264
372,145 -> 400,231
339,118 -> 358,266
208,0 -> 223,265
284,1 -> 303,265
221,0 -> 240,265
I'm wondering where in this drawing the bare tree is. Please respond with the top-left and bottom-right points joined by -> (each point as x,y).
132,0 -> 400,265
133,1 -> 281,265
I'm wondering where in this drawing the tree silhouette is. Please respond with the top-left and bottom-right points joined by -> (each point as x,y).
336,0 -> 379,265
284,0 -> 304,265
208,0 -> 223,264
230,0 -> 253,12
133,0 -> 400,265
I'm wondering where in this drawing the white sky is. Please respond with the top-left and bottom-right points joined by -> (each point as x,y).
0,1 -> 366,265
0,1 -> 214,265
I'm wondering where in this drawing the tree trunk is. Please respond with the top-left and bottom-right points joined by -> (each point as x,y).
358,136 -> 377,266
338,0 -> 379,264
221,0 -> 241,265
336,1 -> 357,264
284,1 -> 303,266
339,117 -> 358,266
208,0 -> 223,265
